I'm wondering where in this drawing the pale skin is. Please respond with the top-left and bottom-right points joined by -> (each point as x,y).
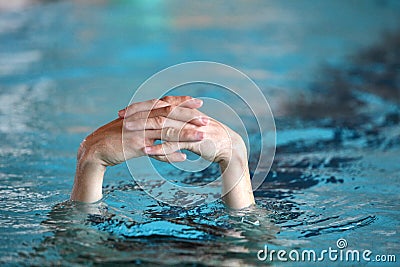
71,96 -> 255,209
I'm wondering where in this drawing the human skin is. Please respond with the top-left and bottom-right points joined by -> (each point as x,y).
70,96 -> 255,209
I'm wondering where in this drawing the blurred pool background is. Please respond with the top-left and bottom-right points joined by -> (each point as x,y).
0,0 -> 399,266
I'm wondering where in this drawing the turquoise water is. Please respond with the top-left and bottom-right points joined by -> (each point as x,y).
0,1 -> 399,266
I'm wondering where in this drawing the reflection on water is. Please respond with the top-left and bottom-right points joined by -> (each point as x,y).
0,0 -> 399,266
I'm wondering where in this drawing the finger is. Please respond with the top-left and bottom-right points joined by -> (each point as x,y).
151,152 -> 187,163
118,96 -> 203,118
145,128 -> 205,142
118,99 -> 170,118
125,106 -> 209,126
125,117 -> 198,131
143,141 -> 194,155
161,96 -> 203,109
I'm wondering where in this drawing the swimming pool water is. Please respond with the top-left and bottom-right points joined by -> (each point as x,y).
0,1 -> 399,266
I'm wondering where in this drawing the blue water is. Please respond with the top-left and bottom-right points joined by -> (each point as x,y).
1,1 -> 399,266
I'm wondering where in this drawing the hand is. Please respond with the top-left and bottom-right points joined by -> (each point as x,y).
78,96 -> 207,166
142,113 -> 255,209
71,96 -> 207,202
142,117 -> 246,165
71,95 -> 255,209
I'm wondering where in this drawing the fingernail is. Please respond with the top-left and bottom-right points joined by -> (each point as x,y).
191,98 -> 203,106
118,109 -> 126,118
199,117 -> 209,125
144,147 -> 153,153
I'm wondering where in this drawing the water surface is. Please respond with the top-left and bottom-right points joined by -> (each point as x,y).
0,1 -> 399,266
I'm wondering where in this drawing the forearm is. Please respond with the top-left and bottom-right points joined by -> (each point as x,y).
220,153 -> 255,209
70,144 -> 106,203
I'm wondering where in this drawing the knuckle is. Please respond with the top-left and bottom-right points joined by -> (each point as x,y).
154,116 -> 166,126
125,106 -> 134,115
184,142 -> 194,151
162,96 -> 173,102
134,111 -> 145,119
164,105 -> 174,115
191,110 -> 201,118
160,143 -> 169,153
164,127 -> 175,139
150,99 -> 159,106
166,142 -> 178,152
163,142 -> 172,150
182,96 -> 191,101
182,129 -> 193,139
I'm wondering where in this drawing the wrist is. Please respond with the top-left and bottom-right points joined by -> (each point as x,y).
219,133 -> 248,170
77,152 -> 106,177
